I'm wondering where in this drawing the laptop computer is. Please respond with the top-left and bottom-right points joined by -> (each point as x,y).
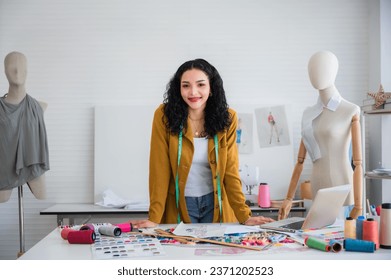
260,184 -> 351,233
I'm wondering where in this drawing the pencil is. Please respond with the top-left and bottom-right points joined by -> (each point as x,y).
366,199 -> 371,215
287,236 -> 305,246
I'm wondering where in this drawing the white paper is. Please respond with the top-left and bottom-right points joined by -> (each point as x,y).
95,189 -> 149,209
224,225 -> 263,235
173,222 -> 226,238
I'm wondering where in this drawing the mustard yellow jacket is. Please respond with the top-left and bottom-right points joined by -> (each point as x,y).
148,104 -> 251,224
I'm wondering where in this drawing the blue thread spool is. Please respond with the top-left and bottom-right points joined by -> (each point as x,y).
356,215 -> 365,240
343,238 -> 375,253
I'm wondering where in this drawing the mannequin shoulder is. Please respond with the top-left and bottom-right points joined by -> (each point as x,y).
340,99 -> 360,115
302,103 -> 318,118
38,100 -> 48,112
26,95 -> 48,112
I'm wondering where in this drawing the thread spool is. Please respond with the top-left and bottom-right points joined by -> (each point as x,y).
328,239 -> 342,253
363,218 -> 379,249
67,230 -> 96,244
304,237 -> 330,252
376,205 -> 381,216
80,224 -> 94,231
344,217 -> 356,239
380,203 -> 391,249
258,183 -> 271,208
81,223 -> 112,234
356,215 -> 365,240
61,228 -> 75,240
343,238 -> 375,253
98,225 -> 122,237
116,223 -> 133,233
300,180 -> 312,200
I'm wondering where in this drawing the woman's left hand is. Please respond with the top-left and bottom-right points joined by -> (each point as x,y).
243,216 -> 275,225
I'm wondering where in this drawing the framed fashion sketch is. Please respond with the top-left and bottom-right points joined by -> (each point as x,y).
237,113 -> 253,154
254,105 -> 290,148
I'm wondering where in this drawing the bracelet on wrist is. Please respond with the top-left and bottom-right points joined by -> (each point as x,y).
240,217 -> 251,225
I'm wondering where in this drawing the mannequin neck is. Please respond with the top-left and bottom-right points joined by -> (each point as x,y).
319,85 -> 339,106
5,84 -> 27,104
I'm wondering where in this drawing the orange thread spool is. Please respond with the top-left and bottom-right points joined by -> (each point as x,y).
344,217 -> 356,239
363,218 -> 379,249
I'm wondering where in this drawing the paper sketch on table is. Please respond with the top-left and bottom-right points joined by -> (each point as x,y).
255,105 -> 290,148
236,113 -> 253,154
95,189 -> 149,210
173,222 -> 226,238
224,225 -> 263,235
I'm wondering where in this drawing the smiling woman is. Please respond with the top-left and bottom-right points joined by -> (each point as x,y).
128,58 -> 275,228
180,69 -> 210,138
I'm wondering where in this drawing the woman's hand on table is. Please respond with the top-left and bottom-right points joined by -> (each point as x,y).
244,216 -> 275,225
128,219 -> 157,229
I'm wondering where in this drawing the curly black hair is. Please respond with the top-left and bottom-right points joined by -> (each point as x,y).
163,58 -> 231,136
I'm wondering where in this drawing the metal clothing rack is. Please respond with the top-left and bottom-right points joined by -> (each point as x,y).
17,185 -> 25,257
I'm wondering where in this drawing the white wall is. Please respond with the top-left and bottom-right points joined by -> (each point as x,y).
0,0 -> 369,259
367,0 -> 382,204
367,0 -> 391,205
380,0 -> 391,203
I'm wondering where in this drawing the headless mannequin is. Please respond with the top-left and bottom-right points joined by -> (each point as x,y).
0,51 -> 48,203
278,51 -> 362,220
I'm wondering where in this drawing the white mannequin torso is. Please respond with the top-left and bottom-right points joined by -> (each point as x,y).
279,51 -> 362,220
305,51 -> 360,205
0,51 -> 48,203
311,97 -> 359,204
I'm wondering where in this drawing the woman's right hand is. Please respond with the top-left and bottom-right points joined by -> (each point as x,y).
128,219 -> 157,229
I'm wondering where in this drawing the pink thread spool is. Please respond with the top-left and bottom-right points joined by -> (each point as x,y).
116,223 -> 133,233
80,224 -> 95,231
258,183 -> 271,208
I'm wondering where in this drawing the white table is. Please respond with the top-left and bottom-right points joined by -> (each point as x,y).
18,226 -> 391,260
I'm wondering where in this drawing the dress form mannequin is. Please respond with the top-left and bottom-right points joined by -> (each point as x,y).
278,51 -> 362,220
0,51 -> 48,203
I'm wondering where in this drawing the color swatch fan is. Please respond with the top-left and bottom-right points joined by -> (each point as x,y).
91,233 -> 165,259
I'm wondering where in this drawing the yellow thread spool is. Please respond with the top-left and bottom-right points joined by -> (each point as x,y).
344,217 -> 356,239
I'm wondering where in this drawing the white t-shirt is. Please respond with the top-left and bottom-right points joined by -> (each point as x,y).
184,137 -> 213,197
